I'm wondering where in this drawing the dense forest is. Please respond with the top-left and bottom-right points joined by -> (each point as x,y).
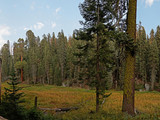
1,23 -> 160,91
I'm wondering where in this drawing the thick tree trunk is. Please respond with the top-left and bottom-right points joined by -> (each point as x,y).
122,0 -> 137,116
122,53 -> 135,115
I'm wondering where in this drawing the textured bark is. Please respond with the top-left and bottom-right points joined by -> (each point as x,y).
122,0 -> 137,116
122,53 -> 135,115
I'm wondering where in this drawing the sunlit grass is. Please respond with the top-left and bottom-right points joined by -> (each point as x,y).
1,82 -> 160,119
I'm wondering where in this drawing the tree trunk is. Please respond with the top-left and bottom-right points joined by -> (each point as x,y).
61,63 -> 64,83
96,0 -> 100,112
122,53 -> 135,115
122,0 -> 137,116
21,55 -> 23,82
151,67 -> 155,90
47,71 -> 49,84
32,64 -> 36,84
42,77 -> 44,85
0,58 -> 2,104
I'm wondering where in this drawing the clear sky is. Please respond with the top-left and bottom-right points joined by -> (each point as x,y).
0,0 -> 160,48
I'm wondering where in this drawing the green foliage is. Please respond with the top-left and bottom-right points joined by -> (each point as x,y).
0,71 -> 25,120
115,32 -> 137,56
75,0 -> 122,112
26,108 -> 44,120
1,3 -> 159,93
135,23 -> 160,91
15,60 -> 27,69
1,41 -> 11,81
148,29 -> 159,90
0,72 -> 55,120
135,23 -> 147,84
2,27 -> 135,91
26,108 -> 56,120
155,26 -> 160,85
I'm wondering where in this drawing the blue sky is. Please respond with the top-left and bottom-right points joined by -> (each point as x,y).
137,0 -> 160,35
0,0 -> 160,48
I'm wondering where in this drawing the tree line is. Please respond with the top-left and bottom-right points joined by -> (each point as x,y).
2,24 -> 160,90
1,30 -> 79,86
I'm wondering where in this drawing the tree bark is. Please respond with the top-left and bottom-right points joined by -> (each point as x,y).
96,0 -> 100,112
122,0 -> 137,116
151,67 -> 155,90
0,58 -> 2,104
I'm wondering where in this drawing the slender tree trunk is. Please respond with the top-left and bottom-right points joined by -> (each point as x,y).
158,70 -> 160,85
42,76 -> 44,85
0,58 -> 2,104
151,67 -> 155,90
21,55 -> 23,82
61,63 -> 64,83
122,0 -> 137,116
96,0 -> 100,112
32,65 -> 36,84
47,70 -> 49,84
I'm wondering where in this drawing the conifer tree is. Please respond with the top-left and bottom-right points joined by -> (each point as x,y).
26,30 -> 38,84
77,0 -> 117,112
14,38 -> 26,82
1,41 -> 11,81
50,32 -> 57,85
148,29 -> 159,90
135,23 -> 147,84
0,71 -> 25,120
57,31 -> 67,84
155,26 -> 160,84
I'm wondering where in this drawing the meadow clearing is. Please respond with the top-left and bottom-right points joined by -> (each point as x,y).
1,82 -> 160,120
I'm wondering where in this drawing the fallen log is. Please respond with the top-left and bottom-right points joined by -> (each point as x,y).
39,107 -> 78,112
55,107 -> 78,112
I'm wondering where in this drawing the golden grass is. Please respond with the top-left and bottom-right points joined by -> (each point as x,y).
1,83 -> 160,119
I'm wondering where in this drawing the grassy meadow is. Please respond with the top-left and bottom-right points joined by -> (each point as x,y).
1,82 -> 160,120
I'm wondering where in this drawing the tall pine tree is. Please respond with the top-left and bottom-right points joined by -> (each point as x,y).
148,29 -> 159,90
78,0 -> 117,112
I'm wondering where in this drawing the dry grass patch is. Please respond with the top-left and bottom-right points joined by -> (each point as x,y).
1,83 -> 160,119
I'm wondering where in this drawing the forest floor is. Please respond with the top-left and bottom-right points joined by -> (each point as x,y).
1,82 -> 160,120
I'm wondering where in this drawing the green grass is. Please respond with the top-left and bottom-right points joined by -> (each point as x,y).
1,82 -> 160,120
